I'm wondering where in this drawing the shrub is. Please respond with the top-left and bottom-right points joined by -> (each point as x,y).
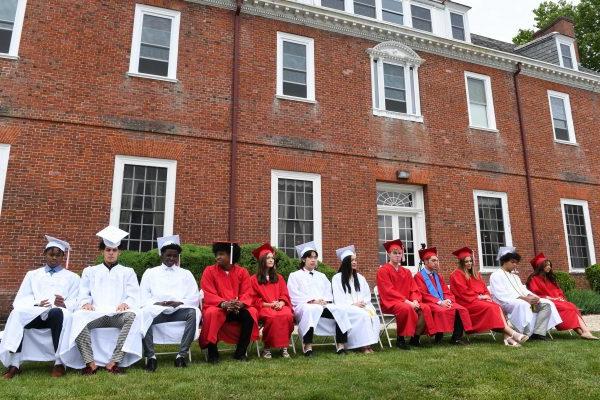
565,289 -> 600,315
94,243 -> 336,282
554,271 -> 576,293
585,264 -> 600,293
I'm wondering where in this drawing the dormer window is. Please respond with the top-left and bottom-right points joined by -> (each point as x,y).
556,36 -> 577,70
411,5 -> 432,32
450,12 -> 465,41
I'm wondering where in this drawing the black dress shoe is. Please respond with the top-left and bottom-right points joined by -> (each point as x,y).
396,337 -> 411,350
434,333 -> 444,344
145,357 -> 158,372
233,354 -> 248,362
450,338 -> 468,346
303,349 -> 313,357
174,357 -> 187,368
529,334 -> 548,341
409,336 -> 422,347
207,344 -> 220,364
336,348 -> 347,355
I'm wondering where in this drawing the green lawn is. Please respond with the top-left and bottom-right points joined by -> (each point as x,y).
2,332 -> 600,400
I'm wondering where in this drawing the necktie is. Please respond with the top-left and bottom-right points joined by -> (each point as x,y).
309,272 -> 313,275
49,268 -> 56,275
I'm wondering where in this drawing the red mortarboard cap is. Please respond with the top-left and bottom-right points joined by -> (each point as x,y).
530,252 -> 547,269
383,239 -> 404,253
452,246 -> 473,260
252,242 -> 275,260
418,247 -> 438,261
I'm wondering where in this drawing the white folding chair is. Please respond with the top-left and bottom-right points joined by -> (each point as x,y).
373,286 -> 397,348
147,321 -> 195,363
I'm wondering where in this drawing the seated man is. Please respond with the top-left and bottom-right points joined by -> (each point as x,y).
140,235 -> 201,371
414,247 -> 472,345
1,236 -> 80,379
199,241 -> 259,363
489,246 -> 562,340
60,226 -> 142,374
287,241 -> 351,356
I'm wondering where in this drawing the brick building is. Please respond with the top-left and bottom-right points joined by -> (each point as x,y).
1,0 -> 599,320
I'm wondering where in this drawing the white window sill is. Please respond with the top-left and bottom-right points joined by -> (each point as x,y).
469,125 -> 499,133
0,53 -> 19,61
569,270 -> 586,275
373,109 -> 424,123
554,139 -> 579,147
127,72 -> 178,83
276,94 -> 316,104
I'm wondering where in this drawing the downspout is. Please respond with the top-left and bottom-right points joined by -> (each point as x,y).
513,62 -> 539,254
228,0 -> 243,243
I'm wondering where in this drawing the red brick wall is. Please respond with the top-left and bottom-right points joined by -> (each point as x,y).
0,1 -> 598,319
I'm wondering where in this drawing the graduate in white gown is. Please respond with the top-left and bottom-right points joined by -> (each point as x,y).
60,226 -> 143,374
1,236 -> 79,379
489,246 -> 562,340
287,241 -> 351,356
331,245 -> 380,353
140,235 -> 201,372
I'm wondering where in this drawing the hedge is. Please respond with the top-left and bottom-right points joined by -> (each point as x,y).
585,264 -> 600,294
565,289 -> 600,315
554,271 -> 576,293
95,243 -> 337,282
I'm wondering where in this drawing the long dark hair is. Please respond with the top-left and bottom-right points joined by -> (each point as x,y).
527,260 -> 557,286
299,250 -> 318,270
338,255 -> 360,294
257,254 -> 278,285
458,256 -> 477,279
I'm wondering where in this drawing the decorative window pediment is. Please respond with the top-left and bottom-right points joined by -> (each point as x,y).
367,41 -> 424,66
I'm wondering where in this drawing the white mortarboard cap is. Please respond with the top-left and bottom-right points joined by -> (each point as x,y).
157,235 -> 181,254
96,226 -> 129,248
496,246 -> 516,261
335,245 -> 356,262
44,235 -> 70,253
295,241 -> 317,259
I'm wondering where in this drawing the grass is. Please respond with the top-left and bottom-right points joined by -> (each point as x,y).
2,332 -> 600,400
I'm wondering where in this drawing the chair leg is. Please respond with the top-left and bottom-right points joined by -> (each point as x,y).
256,340 -> 261,357
489,330 -> 496,341
384,322 -> 393,348
548,330 -> 554,340
188,348 -> 192,363
290,335 -> 297,354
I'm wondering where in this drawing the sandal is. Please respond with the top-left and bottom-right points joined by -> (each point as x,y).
503,337 -> 522,347
262,349 -> 272,359
281,348 -> 290,358
512,332 -> 529,344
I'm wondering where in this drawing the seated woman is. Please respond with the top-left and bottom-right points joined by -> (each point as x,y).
526,253 -> 597,340
331,245 -> 380,354
449,247 -> 528,347
250,243 -> 295,359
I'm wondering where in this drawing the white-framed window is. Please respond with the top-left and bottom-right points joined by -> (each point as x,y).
377,183 -> 427,273
368,41 -> 423,122
473,190 -> 513,271
353,0 -> 377,19
276,32 -> 315,102
320,0 -> 346,12
0,0 -> 27,59
110,155 -> 177,252
449,11 -> 465,41
465,71 -> 497,131
0,144 -> 10,214
411,4 -> 432,32
381,0 -> 404,25
270,170 -> 322,259
128,4 -> 181,82
556,36 -> 578,71
561,199 -> 596,272
548,90 -> 576,144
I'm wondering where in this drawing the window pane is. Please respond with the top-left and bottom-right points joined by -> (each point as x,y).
354,0 -> 376,18
382,0 -> 403,13
411,5 -> 432,32
477,196 -> 506,268
283,82 -> 307,98
382,10 -> 403,25
321,0 -> 345,11
470,103 -> 488,127
564,204 -> 590,269
560,44 -> 574,69
452,26 -> 465,41
277,178 -> 315,258
383,64 -> 406,113
142,15 -> 172,48
120,164 -> 168,252
0,0 -> 18,23
467,78 -> 487,104
0,0 -> 17,54
283,69 -> 307,85
550,96 -> 567,120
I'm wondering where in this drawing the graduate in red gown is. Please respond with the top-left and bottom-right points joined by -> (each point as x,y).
450,247 -> 529,347
199,242 -> 259,363
414,247 -> 473,345
376,239 -> 436,350
250,243 -> 294,359
526,253 -> 598,340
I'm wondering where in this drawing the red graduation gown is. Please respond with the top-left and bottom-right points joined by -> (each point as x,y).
449,270 -> 505,332
250,274 -> 294,348
527,275 -> 581,331
198,264 -> 259,348
415,271 -> 473,333
376,263 -> 437,336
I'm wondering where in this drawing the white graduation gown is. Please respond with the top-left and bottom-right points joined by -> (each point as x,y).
489,269 -> 562,333
332,272 -> 380,349
0,266 -> 80,367
139,264 -> 201,343
287,269 -> 351,338
59,264 -> 143,368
